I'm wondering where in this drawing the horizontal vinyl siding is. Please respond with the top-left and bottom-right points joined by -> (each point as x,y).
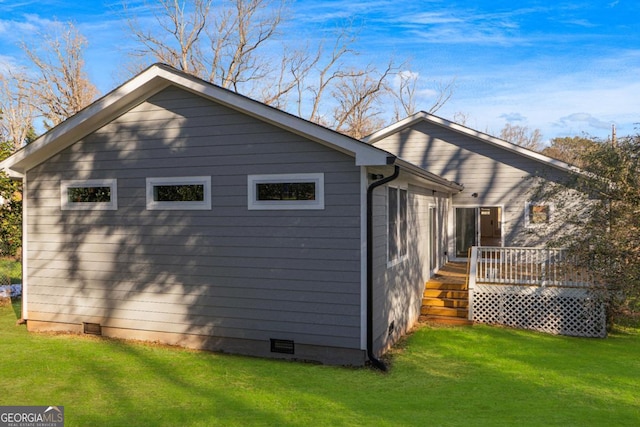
375,121 -> 574,247
370,174 -> 446,356
26,86 -> 363,350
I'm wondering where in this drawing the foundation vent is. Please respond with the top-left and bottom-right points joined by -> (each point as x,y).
270,339 -> 295,354
83,322 -> 102,335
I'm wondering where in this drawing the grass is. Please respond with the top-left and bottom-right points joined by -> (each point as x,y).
1,301 -> 639,426
0,257 -> 21,284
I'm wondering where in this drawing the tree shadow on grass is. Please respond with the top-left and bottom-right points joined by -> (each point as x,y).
11,298 -> 21,321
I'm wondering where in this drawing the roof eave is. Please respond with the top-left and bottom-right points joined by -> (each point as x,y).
396,158 -> 463,193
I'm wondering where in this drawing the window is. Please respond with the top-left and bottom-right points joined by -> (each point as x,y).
61,179 -> 117,210
388,186 -> 408,264
525,201 -> 553,228
146,176 -> 211,210
248,173 -> 324,210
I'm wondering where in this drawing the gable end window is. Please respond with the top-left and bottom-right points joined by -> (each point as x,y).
248,173 -> 324,210
388,186 -> 408,265
525,201 -> 553,228
146,176 -> 211,210
61,179 -> 118,211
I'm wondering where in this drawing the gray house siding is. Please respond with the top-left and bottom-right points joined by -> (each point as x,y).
24,86 -> 366,364
373,121 -> 577,249
369,171 -> 451,355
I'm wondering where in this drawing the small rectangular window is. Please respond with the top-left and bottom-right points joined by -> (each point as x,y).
154,184 -> 205,202
61,179 -> 117,210
248,173 -> 324,210
525,201 -> 553,228
256,182 -> 316,201
146,176 -> 211,210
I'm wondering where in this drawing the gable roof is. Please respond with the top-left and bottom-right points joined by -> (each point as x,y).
0,64 -> 397,177
364,111 -> 580,173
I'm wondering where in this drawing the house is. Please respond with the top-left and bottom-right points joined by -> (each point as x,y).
0,64 -> 463,367
365,112 -> 584,260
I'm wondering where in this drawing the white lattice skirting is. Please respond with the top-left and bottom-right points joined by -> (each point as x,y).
472,284 -> 607,338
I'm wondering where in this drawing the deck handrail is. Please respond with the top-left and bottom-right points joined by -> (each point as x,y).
469,246 -> 593,287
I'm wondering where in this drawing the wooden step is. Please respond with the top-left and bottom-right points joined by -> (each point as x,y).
421,306 -> 468,318
423,289 -> 468,299
422,297 -> 468,308
420,315 -> 473,325
424,282 -> 467,291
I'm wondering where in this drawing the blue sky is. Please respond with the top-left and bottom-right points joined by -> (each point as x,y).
1,0 -> 638,143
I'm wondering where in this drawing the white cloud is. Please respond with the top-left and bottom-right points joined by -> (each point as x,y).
405,12 -> 463,25
554,113 -> 613,130
500,113 -> 527,122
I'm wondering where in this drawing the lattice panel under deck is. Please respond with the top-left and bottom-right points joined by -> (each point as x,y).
472,285 -> 606,338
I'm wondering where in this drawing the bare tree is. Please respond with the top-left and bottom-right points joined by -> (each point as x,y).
124,1 -> 455,136
0,71 -> 37,151
126,0 -> 211,76
393,70 -> 418,120
331,65 -> 393,139
393,71 -> 456,120
428,79 -> 456,114
452,111 -> 471,126
22,21 -> 99,128
127,0 -> 285,92
500,123 -> 543,151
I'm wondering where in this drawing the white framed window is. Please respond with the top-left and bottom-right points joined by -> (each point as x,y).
146,176 -> 211,210
525,201 -> 554,228
388,186 -> 408,265
61,179 -> 118,211
247,173 -> 325,210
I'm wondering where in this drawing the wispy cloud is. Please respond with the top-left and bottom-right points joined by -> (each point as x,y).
555,113 -> 614,131
392,7 -> 549,46
500,113 -> 527,122
404,12 -> 464,25
559,18 -> 598,28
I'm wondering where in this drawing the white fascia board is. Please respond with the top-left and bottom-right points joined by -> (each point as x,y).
363,113 -> 424,143
396,158 -> 464,193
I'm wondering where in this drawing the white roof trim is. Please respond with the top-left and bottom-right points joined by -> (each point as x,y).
0,64 -> 394,175
364,111 -> 580,173
396,158 -> 464,193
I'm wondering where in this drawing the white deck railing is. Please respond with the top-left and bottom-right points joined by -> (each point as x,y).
470,246 -> 593,287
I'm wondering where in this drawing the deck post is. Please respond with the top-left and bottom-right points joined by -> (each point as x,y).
467,246 -> 479,321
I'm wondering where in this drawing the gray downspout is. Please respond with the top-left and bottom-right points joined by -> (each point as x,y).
366,164 -> 400,371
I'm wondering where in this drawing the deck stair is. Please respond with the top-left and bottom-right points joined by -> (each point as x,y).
420,262 -> 472,325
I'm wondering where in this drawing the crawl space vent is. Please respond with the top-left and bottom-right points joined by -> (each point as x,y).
270,339 -> 295,354
83,322 -> 102,335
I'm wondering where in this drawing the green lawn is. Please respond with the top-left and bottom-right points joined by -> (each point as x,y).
1,300 -> 638,426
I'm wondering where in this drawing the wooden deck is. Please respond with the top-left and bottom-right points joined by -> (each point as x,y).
420,262 -> 472,325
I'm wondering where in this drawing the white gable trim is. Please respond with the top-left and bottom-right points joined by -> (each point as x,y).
0,64 -> 394,175
364,111 -> 580,174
